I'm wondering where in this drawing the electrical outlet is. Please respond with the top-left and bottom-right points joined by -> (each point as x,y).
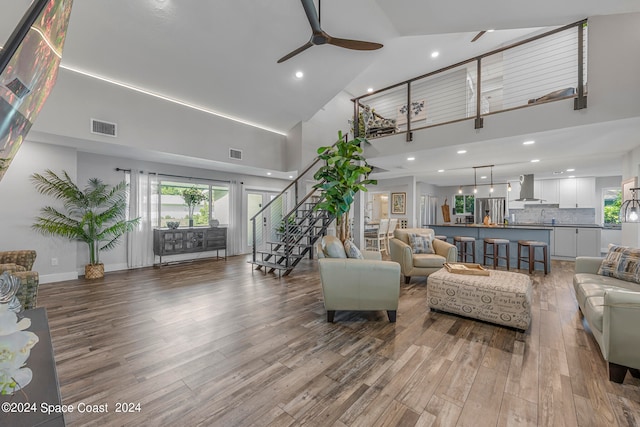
51,257 -> 58,266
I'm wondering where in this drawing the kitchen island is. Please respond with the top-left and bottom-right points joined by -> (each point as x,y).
428,223 -> 552,272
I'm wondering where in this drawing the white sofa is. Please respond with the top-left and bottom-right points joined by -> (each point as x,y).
573,253 -> 640,383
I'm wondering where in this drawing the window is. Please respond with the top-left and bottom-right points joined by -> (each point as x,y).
158,180 -> 230,227
454,194 -> 475,215
603,188 -> 621,224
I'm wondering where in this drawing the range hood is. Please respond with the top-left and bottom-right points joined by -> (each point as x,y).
514,174 -> 540,201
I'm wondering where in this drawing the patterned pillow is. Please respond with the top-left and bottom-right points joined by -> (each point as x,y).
598,245 -> 640,284
343,240 -> 364,259
408,233 -> 435,254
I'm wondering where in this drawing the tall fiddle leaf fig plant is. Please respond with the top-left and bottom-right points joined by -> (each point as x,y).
313,131 -> 377,242
31,170 -> 140,279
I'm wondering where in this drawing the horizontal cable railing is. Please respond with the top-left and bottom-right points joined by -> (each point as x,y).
353,19 -> 587,141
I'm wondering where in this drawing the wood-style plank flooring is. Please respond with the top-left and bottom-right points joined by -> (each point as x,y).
36,255 -> 640,426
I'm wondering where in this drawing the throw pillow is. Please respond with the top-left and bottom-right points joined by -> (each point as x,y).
322,235 -> 347,258
598,245 -> 640,284
343,240 -> 364,259
408,233 -> 435,254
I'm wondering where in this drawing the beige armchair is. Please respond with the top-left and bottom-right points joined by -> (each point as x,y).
389,228 -> 457,284
317,237 -> 401,322
0,250 -> 39,310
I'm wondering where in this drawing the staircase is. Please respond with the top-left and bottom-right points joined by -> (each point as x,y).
248,141 -> 338,276
250,192 -> 334,276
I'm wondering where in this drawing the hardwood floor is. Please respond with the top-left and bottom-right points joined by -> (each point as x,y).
36,256 -> 640,426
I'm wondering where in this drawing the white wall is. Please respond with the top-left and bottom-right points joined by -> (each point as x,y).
33,68 -> 288,172
0,141 -> 78,283
0,141 -> 291,283
370,176 -> 418,227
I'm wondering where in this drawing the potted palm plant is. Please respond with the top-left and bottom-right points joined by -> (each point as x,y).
31,170 -> 140,279
313,131 -> 377,242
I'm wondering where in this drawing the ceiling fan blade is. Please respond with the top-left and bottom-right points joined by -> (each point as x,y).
471,31 -> 486,42
277,41 -> 314,63
327,36 -> 383,51
300,0 -> 322,33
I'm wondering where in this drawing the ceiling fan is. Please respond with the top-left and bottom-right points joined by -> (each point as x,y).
277,0 -> 383,63
471,29 -> 494,42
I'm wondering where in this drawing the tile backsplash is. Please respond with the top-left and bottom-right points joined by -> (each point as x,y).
509,204 -> 596,224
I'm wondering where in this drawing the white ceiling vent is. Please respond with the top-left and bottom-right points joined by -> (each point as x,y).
91,119 -> 117,137
229,148 -> 243,160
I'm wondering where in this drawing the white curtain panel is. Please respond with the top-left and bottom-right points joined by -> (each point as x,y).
127,170 -> 158,268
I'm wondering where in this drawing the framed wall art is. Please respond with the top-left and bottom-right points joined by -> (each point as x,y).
391,192 -> 406,215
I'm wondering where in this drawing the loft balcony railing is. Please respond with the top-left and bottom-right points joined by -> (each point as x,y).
352,20 -> 588,142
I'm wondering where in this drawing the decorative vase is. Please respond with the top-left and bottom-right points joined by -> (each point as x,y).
189,218 -> 194,228
85,263 -> 104,279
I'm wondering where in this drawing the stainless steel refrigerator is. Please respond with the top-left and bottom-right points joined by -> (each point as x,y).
475,197 -> 506,224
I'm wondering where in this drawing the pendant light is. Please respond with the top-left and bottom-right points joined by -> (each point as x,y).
620,187 -> 640,222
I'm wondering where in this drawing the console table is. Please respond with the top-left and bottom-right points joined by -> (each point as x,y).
153,227 -> 227,265
0,308 -> 64,426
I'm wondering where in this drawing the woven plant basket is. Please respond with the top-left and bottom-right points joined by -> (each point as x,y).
85,263 -> 104,279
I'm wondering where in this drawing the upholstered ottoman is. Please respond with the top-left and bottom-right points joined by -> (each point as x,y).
427,268 -> 532,330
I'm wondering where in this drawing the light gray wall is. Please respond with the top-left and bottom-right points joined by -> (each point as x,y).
0,141 -> 78,283
33,69 -> 288,172
0,140 -> 291,283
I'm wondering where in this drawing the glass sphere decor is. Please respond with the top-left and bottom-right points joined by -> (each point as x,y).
0,271 -> 22,313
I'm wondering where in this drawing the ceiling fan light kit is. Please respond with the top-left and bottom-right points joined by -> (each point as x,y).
278,0 -> 383,63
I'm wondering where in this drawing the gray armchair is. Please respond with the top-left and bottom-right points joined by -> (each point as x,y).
389,228 -> 457,284
317,236 -> 401,322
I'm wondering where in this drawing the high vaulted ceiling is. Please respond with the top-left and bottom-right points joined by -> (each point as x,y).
2,0 -> 640,183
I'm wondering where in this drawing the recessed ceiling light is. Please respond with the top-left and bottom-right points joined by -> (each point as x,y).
431,51 -> 440,58
566,168 -> 575,172
568,175 -> 576,178
267,172 -> 272,176
553,171 -> 564,175
288,175 -> 294,179
480,175 -> 487,179
531,159 -> 540,163
487,29 -> 495,33
367,87 -> 374,93
438,169 -> 445,173
407,156 -> 415,161
523,140 -> 535,145
295,71 -> 304,79
457,150 -> 467,154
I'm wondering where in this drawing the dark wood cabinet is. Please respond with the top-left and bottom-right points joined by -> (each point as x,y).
153,227 -> 227,264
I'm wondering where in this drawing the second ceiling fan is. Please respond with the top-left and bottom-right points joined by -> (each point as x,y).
277,0 -> 383,63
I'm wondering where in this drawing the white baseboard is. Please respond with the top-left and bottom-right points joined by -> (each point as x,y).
40,272 -> 78,284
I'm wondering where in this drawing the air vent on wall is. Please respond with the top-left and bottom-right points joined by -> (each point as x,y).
229,148 -> 242,160
91,119 -> 117,137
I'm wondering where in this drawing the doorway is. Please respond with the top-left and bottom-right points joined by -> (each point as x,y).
245,190 -> 285,253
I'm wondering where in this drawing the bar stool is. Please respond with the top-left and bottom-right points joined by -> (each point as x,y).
483,238 -> 510,270
453,236 -> 476,263
434,235 -> 448,242
517,240 -> 549,274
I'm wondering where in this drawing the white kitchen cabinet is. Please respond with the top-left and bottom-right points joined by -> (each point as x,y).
554,228 -> 577,257
576,177 -> 596,208
552,227 -> 601,258
559,177 -> 595,208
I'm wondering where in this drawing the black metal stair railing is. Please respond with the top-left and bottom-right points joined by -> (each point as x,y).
249,140 -> 338,276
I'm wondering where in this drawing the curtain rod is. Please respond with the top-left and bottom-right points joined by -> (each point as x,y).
115,168 -> 231,184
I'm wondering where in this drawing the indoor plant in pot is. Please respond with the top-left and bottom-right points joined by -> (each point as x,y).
31,170 -> 140,279
182,186 -> 207,227
313,131 -> 376,243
